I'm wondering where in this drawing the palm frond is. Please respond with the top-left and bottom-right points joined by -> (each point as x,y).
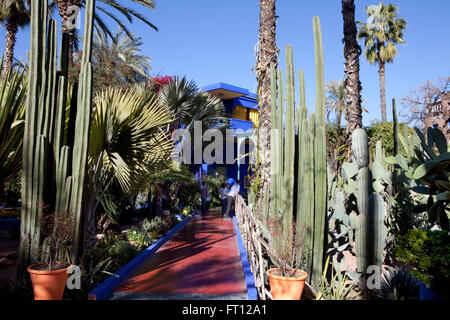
358,2 -> 407,65
0,57 -> 26,185
89,87 -> 174,192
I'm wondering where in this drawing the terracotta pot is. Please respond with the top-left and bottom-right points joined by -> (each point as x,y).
267,268 -> 308,300
27,263 -> 70,300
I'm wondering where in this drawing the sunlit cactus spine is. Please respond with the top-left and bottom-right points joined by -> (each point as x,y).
18,0 -> 95,281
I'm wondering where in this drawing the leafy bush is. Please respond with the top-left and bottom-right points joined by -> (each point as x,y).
68,231 -> 140,299
126,226 -> 151,248
394,229 -> 450,297
140,217 -> 170,240
90,232 -> 140,269
365,120 -> 412,157
106,239 -> 140,267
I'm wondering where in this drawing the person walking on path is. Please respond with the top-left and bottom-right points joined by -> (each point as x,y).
225,180 -> 240,218
200,181 -> 209,215
219,183 -> 230,217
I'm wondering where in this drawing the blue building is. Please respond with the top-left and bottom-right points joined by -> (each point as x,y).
200,83 -> 259,194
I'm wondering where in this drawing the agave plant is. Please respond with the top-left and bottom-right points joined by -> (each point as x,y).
386,126 -> 450,230
373,267 -> 420,300
85,87 -> 174,225
316,255 -> 359,300
0,60 -> 26,192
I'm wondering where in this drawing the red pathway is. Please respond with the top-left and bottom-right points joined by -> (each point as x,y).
111,210 -> 248,300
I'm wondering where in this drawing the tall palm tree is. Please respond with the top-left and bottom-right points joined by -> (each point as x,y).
341,0 -> 362,144
0,0 -> 30,77
326,79 -> 346,128
92,27 -> 152,86
51,0 -> 158,64
358,2 -> 407,122
326,79 -> 368,128
255,0 -> 278,199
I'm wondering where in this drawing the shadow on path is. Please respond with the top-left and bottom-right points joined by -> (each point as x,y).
112,210 -> 248,299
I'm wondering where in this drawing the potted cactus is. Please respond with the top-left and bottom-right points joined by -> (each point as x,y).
264,16 -> 327,299
27,211 -> 74,300
266,216 -> 309,300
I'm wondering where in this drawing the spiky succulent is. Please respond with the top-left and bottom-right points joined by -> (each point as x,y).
374,267 -> 420,300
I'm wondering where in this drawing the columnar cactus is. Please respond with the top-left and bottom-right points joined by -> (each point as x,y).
342,129 -> 388,277
18,0 -> 95,281
268,16 -> 327,287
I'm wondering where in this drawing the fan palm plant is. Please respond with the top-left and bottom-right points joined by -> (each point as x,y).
326,79 -> 368,127
50,0 -> 158,63
358,2 -> 407,122
0,0 -> 30,77
158,76 -> 229,134
326,79 -> 347,127
85,87 -> 174,233
0,59 -> 26,197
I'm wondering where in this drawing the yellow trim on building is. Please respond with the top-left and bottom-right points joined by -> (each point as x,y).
249,109 -> 259,127
232,105 -> 259,128
232,105 -> 247,121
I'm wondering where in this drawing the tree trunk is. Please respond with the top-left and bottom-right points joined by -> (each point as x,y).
256,0 -> 278,201
379,60 -> 387,122
2,20 -> 18,78
337,106 -> 343,128
56,0 -> 81,65
342,0 -> 363,151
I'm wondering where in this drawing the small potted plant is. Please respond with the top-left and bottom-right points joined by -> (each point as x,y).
27,211 -> 74,300
266,216 -> 309,300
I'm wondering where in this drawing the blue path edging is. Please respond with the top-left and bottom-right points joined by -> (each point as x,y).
419,281 -> 444,300
88,211 -> 197,300
232,216 -> 258,300
0,218 -> 20,230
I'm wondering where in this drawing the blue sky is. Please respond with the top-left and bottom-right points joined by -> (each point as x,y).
2,0 -> 449,126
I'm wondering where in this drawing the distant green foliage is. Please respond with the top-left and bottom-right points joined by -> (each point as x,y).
203,174 -> 226,208
327,123 -> 346,148
394,229 -> 450,297
365,121 -> 412,157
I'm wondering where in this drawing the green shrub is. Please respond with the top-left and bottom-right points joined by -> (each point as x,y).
73,231 -> 140,298
140,217 -> 169,240
365,120 -> 412,157
394,229 -> 450,297
106,239 -> 140,267
126,226 -> 151,248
